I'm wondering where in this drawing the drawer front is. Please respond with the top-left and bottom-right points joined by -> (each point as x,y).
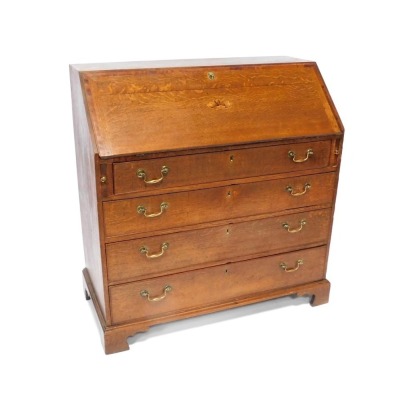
110,246 -> 327,324
103,172 -> 336,238
113,140 -> 332,195
106,208 -> 332,283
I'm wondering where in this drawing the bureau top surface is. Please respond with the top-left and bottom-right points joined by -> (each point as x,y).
73,57 -> 343,158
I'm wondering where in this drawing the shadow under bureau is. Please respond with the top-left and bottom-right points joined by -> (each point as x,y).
70,56 -> 344,354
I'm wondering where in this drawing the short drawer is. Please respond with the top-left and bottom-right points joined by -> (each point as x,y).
113,140 -> 333,195
103,172 -> 336,238
109,246 -> 327,324
106,208 -> 332,283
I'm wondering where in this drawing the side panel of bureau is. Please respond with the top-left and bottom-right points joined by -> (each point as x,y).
70,66 -> 107,320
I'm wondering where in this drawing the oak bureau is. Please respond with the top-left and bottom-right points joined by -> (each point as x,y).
70,57 -> 344,354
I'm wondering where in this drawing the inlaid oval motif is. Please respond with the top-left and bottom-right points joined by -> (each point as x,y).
207,99 -> 231,110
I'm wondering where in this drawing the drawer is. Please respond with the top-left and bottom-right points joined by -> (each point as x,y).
106,208 -> 332,283
103,172 -> 336,238
110,246 -> 327,324
113,140 -> 332,195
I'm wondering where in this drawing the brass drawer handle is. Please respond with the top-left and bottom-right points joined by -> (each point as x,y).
140,242 -> 169,258
286,183 -> 311,196
140,285 -> 172,302
288,148 -> 314,163
280,259 -> 303,273
137,202 -> 169,218
282,219 -> 307,233
137,166 -> 169,184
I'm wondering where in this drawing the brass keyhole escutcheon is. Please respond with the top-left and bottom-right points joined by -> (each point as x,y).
208,72 -> 215,80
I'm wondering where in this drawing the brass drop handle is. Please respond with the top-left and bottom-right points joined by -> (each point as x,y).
137,166 -> 169,184
140,242 -> 169,258
280,259 -> 303,273
140,285 -> 172,302
282,219 -> 307,233
137,202 -> 169,218
288,149 -> 314,163
286,183 -> 311,196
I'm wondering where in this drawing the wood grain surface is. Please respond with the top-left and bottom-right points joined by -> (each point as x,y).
81,63 -> 343,157
70,66 -> 108,320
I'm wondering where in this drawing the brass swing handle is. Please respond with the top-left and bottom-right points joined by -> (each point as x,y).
140,285 -> 172,302
137,202 -> 169,218
286,183 -> 311,196
288,148 -> 314,163
136,166 -> 169,184
280,259 -> 303,273
140,242 -> 169,258
282,219 -> 306,233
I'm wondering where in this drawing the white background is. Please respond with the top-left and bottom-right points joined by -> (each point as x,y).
1,1 -> 395,398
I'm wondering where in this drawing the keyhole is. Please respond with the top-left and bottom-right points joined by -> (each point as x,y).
226,228 -> 230,234
208,72 -> 215,80
227,191 -> 232,197
230,155 -> 234,163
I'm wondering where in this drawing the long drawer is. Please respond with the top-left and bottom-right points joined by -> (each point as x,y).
113,140 -> 332,195
109,246 -> 327,324
103,172 -> 336,238
106,208 -> 332,283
